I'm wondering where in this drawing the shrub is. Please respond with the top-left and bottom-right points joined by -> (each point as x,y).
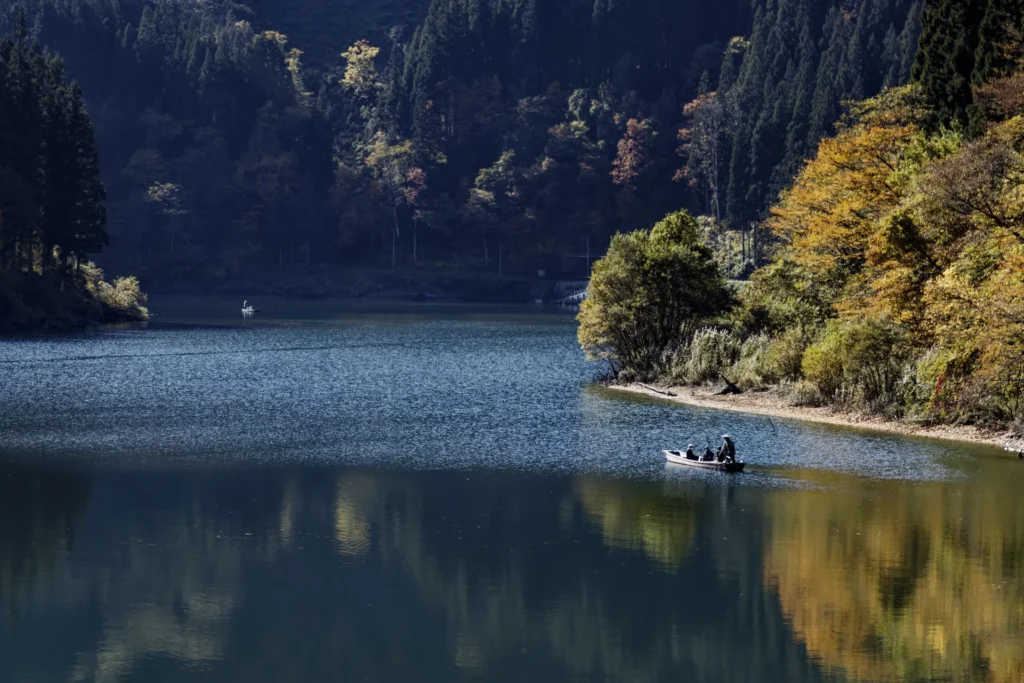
787,380 -> 825,407
802,326 -> 847,399
731,333 -> 775,390
730,259 -> 829,336
672,327 -> 741,385
97,276 -> 149,321
82,262 -> 149,322
765,327 -> 810,382
803,316 -> 915,411
578,210 -> 733,379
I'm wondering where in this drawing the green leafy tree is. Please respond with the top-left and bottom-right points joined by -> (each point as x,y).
365,132 -> 422,270
578,210 -> 733,379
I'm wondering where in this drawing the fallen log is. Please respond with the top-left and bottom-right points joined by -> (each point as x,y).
639,383 -> 677,397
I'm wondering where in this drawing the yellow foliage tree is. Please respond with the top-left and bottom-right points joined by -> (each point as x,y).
768,87 -> 931,314
762,83 -> 1024,423
340,40 -> 381,101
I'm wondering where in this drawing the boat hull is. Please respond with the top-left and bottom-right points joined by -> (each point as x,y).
663,450 -> 745,473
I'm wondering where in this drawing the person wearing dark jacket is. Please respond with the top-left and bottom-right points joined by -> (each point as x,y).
717,435 -> 736,463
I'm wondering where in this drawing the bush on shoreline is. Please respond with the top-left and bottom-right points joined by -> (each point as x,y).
82,263 -> 149,323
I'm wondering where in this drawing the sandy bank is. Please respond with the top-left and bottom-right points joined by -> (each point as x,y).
611,383 -> 1024,453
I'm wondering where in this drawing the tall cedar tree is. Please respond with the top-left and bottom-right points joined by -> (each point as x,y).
0,11 -> 107,279
722,0 -> 922,227
912,0 -> 1024,131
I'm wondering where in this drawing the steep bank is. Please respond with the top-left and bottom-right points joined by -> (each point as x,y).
612,383 -> 1024,453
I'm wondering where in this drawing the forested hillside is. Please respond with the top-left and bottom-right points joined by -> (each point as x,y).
581,0 -> 1024,431
0,0 -> 922,289
1,0 -> 335,287
715,0 -> 922,229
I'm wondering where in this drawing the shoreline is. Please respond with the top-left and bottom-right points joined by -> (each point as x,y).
611,383 -> 1024,453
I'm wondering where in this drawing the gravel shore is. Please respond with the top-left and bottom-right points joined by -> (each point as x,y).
612,383 -> 1024,453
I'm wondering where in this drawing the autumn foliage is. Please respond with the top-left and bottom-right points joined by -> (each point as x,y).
738,81 -> 1024,427
618,73 -> 1024,430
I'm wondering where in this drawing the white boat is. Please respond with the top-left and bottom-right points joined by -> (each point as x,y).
242,300 -> 259,314
663,450 -> 745,473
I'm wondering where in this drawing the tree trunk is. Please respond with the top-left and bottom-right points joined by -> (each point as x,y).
392,205 -> 399,271
42,242 -> 55,276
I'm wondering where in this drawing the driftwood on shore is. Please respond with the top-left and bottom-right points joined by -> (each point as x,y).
639,383 -> 676,397
716,378 -> 742,396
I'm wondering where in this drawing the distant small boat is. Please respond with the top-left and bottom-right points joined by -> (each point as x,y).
663,450 -> 745,473
242,300 -> 259,314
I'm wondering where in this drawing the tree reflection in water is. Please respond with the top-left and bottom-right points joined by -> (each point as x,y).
763,468 -> 1024,683
1,460 -> 1020,683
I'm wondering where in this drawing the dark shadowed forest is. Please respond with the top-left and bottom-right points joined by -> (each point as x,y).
1,0 -> 922,300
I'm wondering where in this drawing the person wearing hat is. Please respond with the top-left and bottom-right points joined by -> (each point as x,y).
684,443 -> 697,460
717,435 -> 736,463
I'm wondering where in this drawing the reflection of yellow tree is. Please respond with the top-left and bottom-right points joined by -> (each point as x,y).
764,470 -> 1024,683
333,474 -> 378,557
575,478 -> 698,571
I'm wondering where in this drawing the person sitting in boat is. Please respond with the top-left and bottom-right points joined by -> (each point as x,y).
701,446 -> 715,462
685,444 -> 697,460
717,435 -> 736,463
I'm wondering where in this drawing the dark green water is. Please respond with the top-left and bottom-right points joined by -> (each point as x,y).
1,298 -> 1022,683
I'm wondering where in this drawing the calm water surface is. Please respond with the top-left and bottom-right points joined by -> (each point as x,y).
1,297 -> 1021,683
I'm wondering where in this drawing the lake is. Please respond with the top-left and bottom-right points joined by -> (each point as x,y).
1,298 -> 1022,683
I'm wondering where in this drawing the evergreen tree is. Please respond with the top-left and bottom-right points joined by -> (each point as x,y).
722,0 -> 921,226
974,0 -> 1024,84
912,0 -> 989,128
0,16 -> 106,280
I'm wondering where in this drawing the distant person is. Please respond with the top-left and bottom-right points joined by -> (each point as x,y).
685,444 -> 697,460
701,446 -> 715,462
717,435 -> 736,463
